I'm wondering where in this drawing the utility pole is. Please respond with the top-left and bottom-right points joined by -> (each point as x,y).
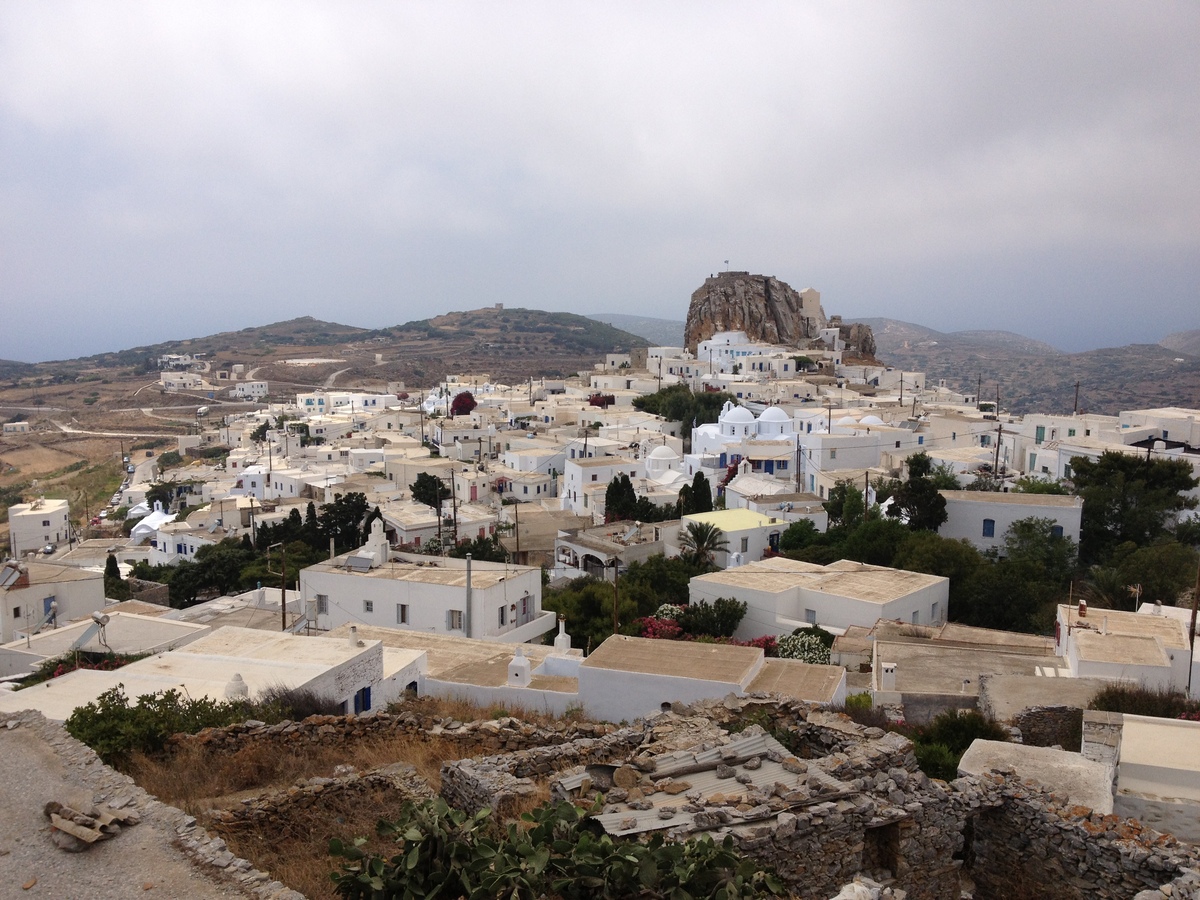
611,560 -> 620,635
899,372 -> 904,406
1073,381 -> 1081,415
1188,561 -> 1199,696
993,386 -> 1002,486
269,542 -> 288,631
977,373 -> 982,408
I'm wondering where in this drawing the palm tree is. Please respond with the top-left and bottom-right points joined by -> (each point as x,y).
680,521 -> 729,569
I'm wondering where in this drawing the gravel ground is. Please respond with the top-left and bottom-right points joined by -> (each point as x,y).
0,712 -> 302,900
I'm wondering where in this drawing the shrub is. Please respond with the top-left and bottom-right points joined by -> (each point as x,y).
1089,683 -> 1200,720
677,597 -> 746,638
329,798 -> 784,899
64,682 -> 340,768
776,631 -> 831,664
914,709 -> 1009,757
914,742 -> 959,781
654,603 -> 684,620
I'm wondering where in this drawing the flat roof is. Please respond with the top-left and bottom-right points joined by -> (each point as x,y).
1120,715 -> 1200,800
1061,605 -> 1188,650
326,624 -> 572,685
875,640 -> 1062,695
941,490 -> 1082,508
683,509 -> 781,531
698,557 -> 943,604
1073,631 -> 1170,667
745,658 -> 843,703
0,612 -> 207,658
581,635 -> 759,685
306,557 -> 533,589
0,626 -> 379,720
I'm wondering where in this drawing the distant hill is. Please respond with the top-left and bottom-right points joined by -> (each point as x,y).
856,318 -> 1200,415
587,314 -> 684,347
1160,330 -> 1200,358
858,318 -> 1062,357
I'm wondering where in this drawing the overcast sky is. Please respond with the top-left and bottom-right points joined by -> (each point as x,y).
1,2 -> 1197,362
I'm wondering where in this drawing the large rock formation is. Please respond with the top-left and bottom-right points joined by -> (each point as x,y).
684,272 -> 827,352
684,271 -> 877,360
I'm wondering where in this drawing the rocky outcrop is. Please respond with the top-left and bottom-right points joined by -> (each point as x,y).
684,272 -> 827,352
838,320 -> 877,359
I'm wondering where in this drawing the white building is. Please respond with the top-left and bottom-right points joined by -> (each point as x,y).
1054,603 -> 1199,699
938,490 -> 1084,553
689,556 -> 949,639
676,509 -> 789,568
0,560 -> 106,645
299,522 -> 553,644
230,381 -> 269,400
0,625 -> 425,721
7,498 -> 71,557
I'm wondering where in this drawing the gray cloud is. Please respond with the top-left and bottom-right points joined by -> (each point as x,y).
1,1 -> 1197,360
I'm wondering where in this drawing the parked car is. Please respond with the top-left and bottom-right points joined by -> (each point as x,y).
126,465 -> 135,474
146,450 -> 154,457
41,544 -> 55,555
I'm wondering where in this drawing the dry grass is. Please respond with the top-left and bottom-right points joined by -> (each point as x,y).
399,694 -> 561,728
216,783 -> 417,900
131,733 -> 466,812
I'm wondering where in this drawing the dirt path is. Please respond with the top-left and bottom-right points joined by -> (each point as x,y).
0,712 -> 300,899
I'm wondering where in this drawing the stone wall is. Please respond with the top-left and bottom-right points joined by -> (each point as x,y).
962,772 -> 1200,900
168,706 -> 621,759
1012,705 -> 1084,749
441,726 -> 646,814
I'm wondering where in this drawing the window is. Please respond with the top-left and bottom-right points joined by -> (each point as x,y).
895,441 -> 901,449
982,519 -> 995,538
911,611 -> 919,624
42,519 -> 50,527
1051,525 -> 1064,538
448,609 -> 464,630
1035,425 -> 1045,444
931,602 -> 939,622
316,594 -> 328,615
740,537 -> 749,553
830,449 -> 837,460
12,606 -> 20,619
499,606 -> 507,626
1067,428 -> 1076,437
396,603 -> 408,624
364,600 -> 374,614
591,474 -> 598,482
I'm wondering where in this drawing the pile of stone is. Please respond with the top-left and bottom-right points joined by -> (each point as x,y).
43,798 -> 140,852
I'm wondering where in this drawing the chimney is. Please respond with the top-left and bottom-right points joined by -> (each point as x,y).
1078,598 -> 1087,618
348,625 -> 358,648
553,615 -> 572,654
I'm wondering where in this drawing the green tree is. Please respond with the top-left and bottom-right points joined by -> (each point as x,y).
886,454 -> 948,532
686,472 -> 713,514
1012,476 -> 1069,494
1113,540 -> 1199,607
779,519 -> 821,554
103,553 -> 130,601
410,474 -> 448,512
892,531 -> 983,619
825,481 -> 865,529
1071,451 -> 1199,564
604,474 -> 638,522
679,521 -> 729,569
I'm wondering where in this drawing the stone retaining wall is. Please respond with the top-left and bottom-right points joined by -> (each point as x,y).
1012,705 -> 1085,749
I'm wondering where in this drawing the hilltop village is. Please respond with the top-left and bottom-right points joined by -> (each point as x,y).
2,274 -> 1200,899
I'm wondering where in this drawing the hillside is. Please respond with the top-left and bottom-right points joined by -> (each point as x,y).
858,318 -> 1200,415
587,313 -> 685,347
0,308 -> 650,436
1161,329 -> 1200,358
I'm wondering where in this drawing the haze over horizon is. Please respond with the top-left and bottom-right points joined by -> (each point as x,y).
2,3 -> 1197,363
